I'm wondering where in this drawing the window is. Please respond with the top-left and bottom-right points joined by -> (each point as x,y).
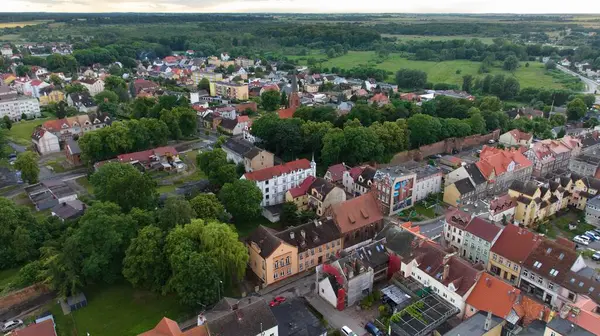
513,264 -> 519,271
286,256 -> 290,265
274,260 -> 279,269
568,292 -> 575,301
548,283 -> 555,290
300,254 -> 303,260
443,293 -> 447,298
319,246 -> 322,253
265,188 -> 269,193
492,254 -> 497,261
337,241 -> 340,246
523,270 -> 529,277
310,259 -> 314,266
450,298 -> 455,303
274,273 -> 278,279
300,264 -> 303,271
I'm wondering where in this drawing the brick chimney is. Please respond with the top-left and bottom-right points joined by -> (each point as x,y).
442,264 -> 450,281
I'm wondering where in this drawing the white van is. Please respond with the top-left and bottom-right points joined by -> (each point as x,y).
341,326 -> 358,336
574,235 -> 590,246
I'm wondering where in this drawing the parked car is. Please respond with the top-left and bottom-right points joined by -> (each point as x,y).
488,139 -> 496,144
341,326 -> 358,336
593,228 -> 600,235
2,320 -> 23,332
7,153 -> 17,160
365,322 -> 384,336
269,296 -> 286,307
586,231 -> 600,240
593,252 -> 600,261
574,235 -> 591,246
582,232 -> 597,241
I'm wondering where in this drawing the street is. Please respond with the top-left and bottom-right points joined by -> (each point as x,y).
417,219 -> 444,240
556,65 -> 600,103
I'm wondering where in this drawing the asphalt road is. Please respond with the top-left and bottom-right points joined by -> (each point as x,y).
556,65 -> 600,102
417,219 -> 444,240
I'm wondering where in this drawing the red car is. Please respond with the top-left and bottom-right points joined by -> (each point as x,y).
269,296 -> 286,307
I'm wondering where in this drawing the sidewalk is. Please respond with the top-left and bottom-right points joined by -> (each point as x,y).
258,270 -> 314,296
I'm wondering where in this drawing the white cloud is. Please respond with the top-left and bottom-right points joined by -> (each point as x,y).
3,0 -> 600,13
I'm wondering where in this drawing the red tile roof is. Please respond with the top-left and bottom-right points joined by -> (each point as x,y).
508,129 -> 533,142
464,217 -> 502,242
13,320 -> 56,336
490,225 -> 540,264
277,107 -> 296,119
326,163 -> 348,182
288,176 -> 317,198
348,166 -> 364,180
445,208 -> 471,229
478,145 -> 532,176
466,273 -> 521,319
243,159 -> 311,182
490,194 -> 517,213
138,317 -> 182,336
117,146 -> 178,163
331,192 -> 383,234
369,93 -> 389,103
30,79 -> 43,86
43,119 -> 69,132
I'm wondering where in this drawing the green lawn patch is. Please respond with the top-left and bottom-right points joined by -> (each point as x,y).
76,177 -> 94,195
6,118 -> 52,146
49,283 -> 189,336
414,203 -> 436,219
0,268 -> 19,293
235,216 -> 281,238
551,211 -> 595,239
321,51 -> 570,90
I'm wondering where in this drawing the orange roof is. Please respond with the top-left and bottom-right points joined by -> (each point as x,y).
43,118 -> 69,132
13,320 -> 56,336
138,317 -> 182,336
567,298 -> 600,335
369,93 -> 389,102
513,295 -> 550,326
278,107 -> 296,119
243,159 -> 311,182
508,129 -> 532,142
331,192 -> 383,234
466,273 -> 520,319
478,145 -> 532,176
288,175 -> 317,198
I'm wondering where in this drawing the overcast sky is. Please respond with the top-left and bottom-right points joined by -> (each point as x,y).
4,0 -> 600,14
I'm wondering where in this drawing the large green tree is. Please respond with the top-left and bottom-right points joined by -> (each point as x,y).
14,151 -> 39,184
567,98 -> 588,120
261,90 -> 281,111
122,225 -> 170,292
91,163 -> 157,211
0,198 -> 40,269
407,114 -> 442,148
157,196 -> 195,230
190,194 -> 226,220
219,179 -> 262,220
395,69 -> 427,89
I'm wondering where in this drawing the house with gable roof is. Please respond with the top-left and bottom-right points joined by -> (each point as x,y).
499,129 -> 533,148
31,128 -> 60,155
478,145 -> 533,195
488,224 -> 541,286
443,210 -> 502,265
325,192 -> 384,248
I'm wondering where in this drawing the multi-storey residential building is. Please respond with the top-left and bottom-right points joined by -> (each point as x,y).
214,81 -> 249,100
443,209 -> 471,252
373,165 -> 416,216
285,176 -> 316,210
464,273 -> 521,320
0,87 -> 41,121
570,173 -> 600,210
38,88 -> 65,106
246,219 -> 342,286
499,129 -> 533,148
190,71 -> 223,86
41,113 -> 111,141
410,165 -> 443,202
285,177 -> 346,216
31,128 -> 60,155
78,78 -> 104,96
66,92 -> 97,113
555,271 -> 600,335
221,137 -> 274,173
399,240 -> 483,318
340,165 -> 367,194
509,180 -> 566,227
352,166 -> 376,196
525,140 -> 573,178
242,158 -> 316,207
519,239 -> 586,308
488,225 -> 541,286
326,192 -> 384,248
444,162 -> 488,201
569,154 -> 600,177
443,177 -> 476,207
488,194 -> 517,225
585,195 -> 600,227
462,217 -> 502,265
477,146 -> 533,195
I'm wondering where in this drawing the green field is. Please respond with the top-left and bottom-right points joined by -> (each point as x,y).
322,51 -> 569,89
7,118 -> 51,146
49,283 -> 189,336
382,34 -> 496,44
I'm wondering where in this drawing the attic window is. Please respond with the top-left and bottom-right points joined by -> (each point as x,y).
533,261 -> 542,269
546,248 -> 552,254
360,208 -> 369,219
589,287 -> 595,293
348,213 -> 356,224
579,282 -> 584,287
570,278 -> 576,284
549,269 -> 559,277
559,253 -> 565,260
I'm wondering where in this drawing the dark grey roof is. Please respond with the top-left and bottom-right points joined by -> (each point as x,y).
51,200 -> 85,220
219,118 -> 238,130
443,312 -> 503,336
375,224 -> 419,259
454,178 -> 475,194
571,173 -> 600,192
243,148 -> 261,160
69,92 -> 96,107
66,139 -> 81,155
509,180 -> 539,197
355,240 -> 389,269
464,163 -> 486,186
276,218 -> 341,253
547,317 -> 595,336
517,320 -> 547,336
572,155 -> 600,165
308,177 -> 335,201
247,226 -> 282,258
356,166 -> 376,188
270,298 -> 327,336
222,137 -> 254,157
207,298 -> 278,336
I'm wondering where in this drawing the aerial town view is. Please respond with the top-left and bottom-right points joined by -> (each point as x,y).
1,3 -> 600,336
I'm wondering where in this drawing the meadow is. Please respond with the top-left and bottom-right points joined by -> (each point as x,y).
0,20 -> 52,28
317,51 -> 570,89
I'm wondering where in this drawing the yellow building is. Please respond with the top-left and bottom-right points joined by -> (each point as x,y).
214,81 -> 249,100
285,176 -> 316,211
508,179 -> 568,228
443,178 -> 476,207
247,219 -> 342,286
191,71 -> 223,86
39,89 -> 65,106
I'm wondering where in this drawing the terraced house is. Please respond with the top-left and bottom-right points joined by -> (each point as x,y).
488,225 -> 541,286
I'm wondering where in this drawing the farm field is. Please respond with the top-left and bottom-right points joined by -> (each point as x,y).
0,20 -> 52,28
322,51 -> 569,89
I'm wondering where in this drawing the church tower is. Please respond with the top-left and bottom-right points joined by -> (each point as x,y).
288,71 -> 300,109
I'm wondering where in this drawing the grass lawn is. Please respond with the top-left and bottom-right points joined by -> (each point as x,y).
7,118 -> 52,146
322,51 -> 570,90
0,268 -> 19,293
0,20 -> 52,28
49,283 -> 190,336
75,177 -> 94,195
414,203 -> 436,219
551,211 -> 595,239
235,216 -> 282,238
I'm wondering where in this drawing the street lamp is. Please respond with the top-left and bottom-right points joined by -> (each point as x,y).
217,279 -> 223,301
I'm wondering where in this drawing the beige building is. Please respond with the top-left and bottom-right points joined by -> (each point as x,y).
191,71 -> 223,86
39,89 -> 65,106
499,129 -> 533,147
247,219 -> 342,286
214,81 -> 249,100
286,177 -> 346,216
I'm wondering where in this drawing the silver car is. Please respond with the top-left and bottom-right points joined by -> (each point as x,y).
2,319 -> 23,332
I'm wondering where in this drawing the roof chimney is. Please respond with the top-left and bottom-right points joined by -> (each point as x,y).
484,311 -> 492,331
290,231 -> 295,239
442,264 -> 450,281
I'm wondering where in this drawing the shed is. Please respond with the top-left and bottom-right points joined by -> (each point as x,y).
66,293 -> 87,311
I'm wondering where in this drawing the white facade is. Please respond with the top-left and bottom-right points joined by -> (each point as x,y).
0,96 -> 41,121
32,131 -> 60,155
342,170 -> 355,193
402,259 -> 468,317
414,172 -> 443,202
80,79 -> 105,96
1,47 -> 13,57
243,161 -> 316,207
444,221 -> 466,251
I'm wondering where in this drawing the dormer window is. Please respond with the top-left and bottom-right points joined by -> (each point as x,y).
549,269 -> 559,277
533,261 -> 542,269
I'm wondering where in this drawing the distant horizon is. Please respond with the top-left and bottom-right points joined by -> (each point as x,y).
3,0 -> 600,15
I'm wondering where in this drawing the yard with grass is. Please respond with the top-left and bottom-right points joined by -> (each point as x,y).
320,51 -> 571,90
75,177 -> 94,195
414,203 -> 436,219
6,118 -> 52,146
550,211 -> 595,239
48,283 -> 190,336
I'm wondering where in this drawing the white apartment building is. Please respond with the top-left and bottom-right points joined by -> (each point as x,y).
242,158 -> 316,206
0,93 -> 41,121
79,78 -> 105,96
412,165 -> 443,202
